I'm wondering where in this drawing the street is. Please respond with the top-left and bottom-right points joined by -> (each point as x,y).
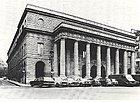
0,83 -> 140,99
0,79 -> 17,86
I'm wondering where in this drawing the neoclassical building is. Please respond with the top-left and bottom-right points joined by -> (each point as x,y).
7,4 -> 136,83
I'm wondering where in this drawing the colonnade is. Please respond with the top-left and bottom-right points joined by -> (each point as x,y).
54,38 -> 135,78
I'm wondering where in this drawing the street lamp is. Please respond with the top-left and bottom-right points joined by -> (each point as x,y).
22,69 -> 26,84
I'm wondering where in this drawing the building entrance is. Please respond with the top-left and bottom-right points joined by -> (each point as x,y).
82,64 -> 86,78
90,65 -> 97,78
35,61 -> 45,78
101,65 -> 106,78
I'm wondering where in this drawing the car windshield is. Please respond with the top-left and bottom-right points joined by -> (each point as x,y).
111,79 -> 116,81
76,78 -> 82,81
68,78 -> 74,81
125,75 -> 135,81
106,78 -> 111,81
44,77 -> 54,81
61,77 -> 67,81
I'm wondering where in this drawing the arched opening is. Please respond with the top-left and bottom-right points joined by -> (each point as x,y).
82,64 -> 86,78
101,65 -> 106,78
35,61 -> 45,78
90,65 -> 97,78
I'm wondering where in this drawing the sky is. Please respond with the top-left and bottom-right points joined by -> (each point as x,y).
0,0 -> 140,64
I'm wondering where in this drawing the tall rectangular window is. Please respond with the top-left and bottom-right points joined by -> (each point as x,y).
83,51 -> 86,58
37,43 -> 44,55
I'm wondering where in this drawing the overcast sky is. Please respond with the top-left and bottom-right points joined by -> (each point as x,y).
0,0 -> 140,63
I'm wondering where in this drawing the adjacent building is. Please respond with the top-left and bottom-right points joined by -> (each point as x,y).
7,4 -> 136,84
132,30 -> 140,74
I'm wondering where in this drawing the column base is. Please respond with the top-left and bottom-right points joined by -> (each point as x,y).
53,73 -> 58,77
94,76 -> 102,80
84,76 -> 92,79
60,75 -> 66,77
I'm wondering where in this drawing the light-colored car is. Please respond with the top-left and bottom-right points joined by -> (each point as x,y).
67,77 -> 80,87
92,78 -> 101,86
30,77 -> 55,87
74,77 -> 92,87
99,78 -> 113,86
54,76 -> 68,87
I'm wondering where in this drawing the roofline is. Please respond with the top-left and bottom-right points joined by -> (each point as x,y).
54,22 -> 136,45
8,4 -> 136,57
25,4 -> 135,37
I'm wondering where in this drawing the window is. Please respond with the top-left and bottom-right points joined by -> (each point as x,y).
22,46 -> 23,56
37,18 -> 44,27
83,51 -> 86,58
23,43 -> 26,55
37,43 -> 44,54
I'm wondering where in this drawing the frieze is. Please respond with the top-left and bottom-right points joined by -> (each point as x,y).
55,33 -> 135,51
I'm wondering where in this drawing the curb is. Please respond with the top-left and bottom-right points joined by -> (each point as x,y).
7,80 -> 31,87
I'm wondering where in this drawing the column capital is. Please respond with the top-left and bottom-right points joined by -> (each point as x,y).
73,39 -> 80,42
87,41 -> 92,44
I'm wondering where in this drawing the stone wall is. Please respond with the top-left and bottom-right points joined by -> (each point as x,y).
25,32 -> 54,83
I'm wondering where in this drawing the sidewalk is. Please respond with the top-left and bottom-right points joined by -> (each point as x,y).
7,79 -> 31,87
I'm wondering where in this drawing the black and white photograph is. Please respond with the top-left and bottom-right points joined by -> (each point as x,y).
0,0 -> 140,100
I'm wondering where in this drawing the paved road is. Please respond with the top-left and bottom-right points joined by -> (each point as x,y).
0,79 -> 18,86
0,86 -> 140,99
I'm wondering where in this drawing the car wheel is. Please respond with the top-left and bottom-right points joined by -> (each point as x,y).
31,84 -> 34,87
79,83 -> 83,87
56,83 -> 60,87
38,84 -> 42,87
68,83 -> 71,87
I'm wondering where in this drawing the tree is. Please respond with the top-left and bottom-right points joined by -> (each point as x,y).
0,59 -> 8,77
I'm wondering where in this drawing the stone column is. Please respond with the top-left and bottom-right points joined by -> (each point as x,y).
123,50 -> 128,74
97,45 -> 101,78
74,41 -> 79,76
106,47 -> 111,77
54,43 -> 58,77
131,51 -> 135,74
115,49 -> 119,74
86,43 -> 91,78
60,38 -> 65,76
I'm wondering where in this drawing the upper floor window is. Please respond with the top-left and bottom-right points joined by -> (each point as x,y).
23,43 -> 26,55
37,43 -> 44,55
37,18 -> 44,27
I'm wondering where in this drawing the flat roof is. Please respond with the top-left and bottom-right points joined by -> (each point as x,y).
26,4 -> 135,37
54,22 -> 135,44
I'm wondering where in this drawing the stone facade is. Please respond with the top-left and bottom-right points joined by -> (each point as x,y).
7,4 -> 136,84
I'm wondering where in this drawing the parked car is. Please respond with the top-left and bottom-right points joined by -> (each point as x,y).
99,78 -> 113,86
109,74 -> 140,87
54,76 -> 68,87
30,77 -> 55,87
92,78 -> 101,86
73,76 -> 92,87
110,79 -> 118,86
67,76 -> 80,87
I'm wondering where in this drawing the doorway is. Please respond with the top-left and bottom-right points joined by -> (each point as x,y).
35,61 -> 45,78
